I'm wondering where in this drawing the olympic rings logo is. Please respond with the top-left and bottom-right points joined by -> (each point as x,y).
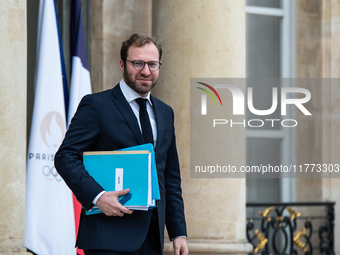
42,165 -> 62,182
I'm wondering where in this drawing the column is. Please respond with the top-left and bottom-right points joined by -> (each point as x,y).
0,0 -> 28,254
90,0 -> 152,92
152,1 -> 252,254
295,0 -> 340,253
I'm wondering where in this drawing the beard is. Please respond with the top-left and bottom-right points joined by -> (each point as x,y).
123,66 -> 158,96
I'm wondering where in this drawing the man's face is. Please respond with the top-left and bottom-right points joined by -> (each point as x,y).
120,43 -> 160,97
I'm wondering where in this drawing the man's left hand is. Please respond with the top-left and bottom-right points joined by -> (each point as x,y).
173,237 -> 188,255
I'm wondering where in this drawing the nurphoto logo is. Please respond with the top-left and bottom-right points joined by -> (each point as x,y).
195,80 -> 312,128
190,78 -> 338,178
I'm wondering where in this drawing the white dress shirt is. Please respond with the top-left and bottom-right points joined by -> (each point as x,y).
119,79 -> 157,146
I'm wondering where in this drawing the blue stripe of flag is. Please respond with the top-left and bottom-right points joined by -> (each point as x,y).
54,0 -> 69,118
71,0 -> 89,70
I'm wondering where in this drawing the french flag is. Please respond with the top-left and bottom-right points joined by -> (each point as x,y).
69,1 -> 92,254
69,0 -> 92,124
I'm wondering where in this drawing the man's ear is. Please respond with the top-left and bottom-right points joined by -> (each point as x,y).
119,59 -> 125,73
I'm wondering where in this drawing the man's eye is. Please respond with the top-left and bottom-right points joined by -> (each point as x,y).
135,61 -> 144,66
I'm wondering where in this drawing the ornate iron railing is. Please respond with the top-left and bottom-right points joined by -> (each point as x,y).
246,202 -> 334,255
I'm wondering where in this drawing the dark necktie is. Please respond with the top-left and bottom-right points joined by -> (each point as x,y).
136,98 -> 154,145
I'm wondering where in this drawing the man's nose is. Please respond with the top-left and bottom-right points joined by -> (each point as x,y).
140,63 -> 151,75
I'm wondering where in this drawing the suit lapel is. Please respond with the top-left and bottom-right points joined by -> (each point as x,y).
111,85 -> 144,145
151,95 -> 164,151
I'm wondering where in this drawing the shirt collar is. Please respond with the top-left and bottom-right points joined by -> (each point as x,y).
119,79 -> 152,105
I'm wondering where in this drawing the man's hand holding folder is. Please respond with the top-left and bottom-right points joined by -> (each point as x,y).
96,189 -> 133,217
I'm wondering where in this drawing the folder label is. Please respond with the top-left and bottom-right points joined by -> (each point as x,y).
115,168 -> 123,191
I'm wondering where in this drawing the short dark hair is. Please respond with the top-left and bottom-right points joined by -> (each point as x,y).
120,33 -> 162,62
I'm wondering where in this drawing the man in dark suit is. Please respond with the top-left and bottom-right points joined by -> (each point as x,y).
54,33 -> 188,255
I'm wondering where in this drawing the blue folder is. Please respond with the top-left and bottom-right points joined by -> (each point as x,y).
83,145 -> 159,215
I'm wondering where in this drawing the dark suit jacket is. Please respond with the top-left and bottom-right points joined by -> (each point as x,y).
54,84 -> 187,253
